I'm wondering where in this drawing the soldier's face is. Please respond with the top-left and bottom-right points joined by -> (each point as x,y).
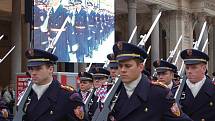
118,59 -> 144,84
93,77 -> 107,88
80,80 -> 92,91
109,67 -> 119,79
28,65 -> 54,85
185,63 -> 206,83
157,70 -> 174,85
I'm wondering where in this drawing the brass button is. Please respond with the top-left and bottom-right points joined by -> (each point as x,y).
144,107 -> 148,112
201,118 -> 205,121
50,110 -> 53,115
209,102 -> 213,107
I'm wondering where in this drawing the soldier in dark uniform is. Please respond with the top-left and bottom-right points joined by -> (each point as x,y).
77,71 -> 97,120
95,7 -> 102,47
74,0 -> 88,62
179,49 -> 215,121
86,2 -> 97,57
108,42 -> 192,121
47,0 -> 70,61
153,60 -> 179,95
78,72 -> 93,103
88,67 -> 111,119
34,0 -> 48,50
21,48 -> 87,121
67,1 -> 78,54
107,53 -> 119,81
90,67 -> 111,100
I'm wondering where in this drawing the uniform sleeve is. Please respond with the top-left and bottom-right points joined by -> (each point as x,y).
162,90 -> 193,121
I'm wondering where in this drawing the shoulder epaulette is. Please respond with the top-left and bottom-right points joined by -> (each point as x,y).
151,81 -> 168,88
61,85 -> 75,92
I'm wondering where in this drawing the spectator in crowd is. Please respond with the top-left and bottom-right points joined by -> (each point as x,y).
2,84 -> 15,114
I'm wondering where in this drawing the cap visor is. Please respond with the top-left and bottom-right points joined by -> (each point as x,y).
27,61 -> 46,67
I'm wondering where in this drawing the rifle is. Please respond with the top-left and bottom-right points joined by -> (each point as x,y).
142,12 -> 161,44
174,21 -> 207,103
143,45 -> 151,65
92,77 -> 121,121
172,50 -> 181,65
45,16 -> 70,52
84,88 -> 96,114
13,81 -> 33,121
0,46 -> 15,63
0,34 -> 4,41
128,26 -> 137,43
166,35 -> 183,63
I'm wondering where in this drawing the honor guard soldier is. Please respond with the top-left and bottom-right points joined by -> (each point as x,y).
90,67 -> 111,101
153,60 -> 179,95
179,49 -> 215,121
88,67 -> 110,119
78,72 -> 93,102
74,0 -> 88,62
107,53 -> 119,81
108,42 -> 192,121
46,0 -> 70,61
22,49 -> 87,121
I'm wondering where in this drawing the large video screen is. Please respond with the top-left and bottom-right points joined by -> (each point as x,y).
33,0 -> 115,63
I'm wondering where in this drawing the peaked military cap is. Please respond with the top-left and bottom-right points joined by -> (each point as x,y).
78,72 -> 93,82
107,53 -> 118,68
113,42 -> 147,61
25,48 -> 58,67
90,67 -> 110,77
153,60 -> 177,73
180,49 -> 209,65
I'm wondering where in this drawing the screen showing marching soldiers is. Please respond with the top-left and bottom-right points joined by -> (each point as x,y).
33,0 -> 115,63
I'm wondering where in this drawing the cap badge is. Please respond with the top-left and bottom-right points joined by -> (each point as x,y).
110,54 -> 115,60
117,42 -> 123,50
28,49 -> 34,57
81,72 -> 84,76
156,60 -> 160,66
95,68 -> 100,73
187,49 -> 192,57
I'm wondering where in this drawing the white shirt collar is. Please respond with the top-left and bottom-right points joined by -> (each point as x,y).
124,74 -> 142,98
32,80 -> 52,100
167,81 -> 173,89
186,76 -> 206,98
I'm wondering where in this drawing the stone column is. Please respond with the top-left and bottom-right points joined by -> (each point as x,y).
11,0 -> 22,83
151,5 -> 160,73
127,0 -> 137,44
208,18 -> 215,76
168,11 -> 193,68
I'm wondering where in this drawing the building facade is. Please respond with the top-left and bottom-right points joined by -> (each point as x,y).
115,0 -> 215,75
0,0 -> 214,86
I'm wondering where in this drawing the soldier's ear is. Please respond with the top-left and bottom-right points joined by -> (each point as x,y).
139,63 -> 144,72
48,65 -> 54,73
